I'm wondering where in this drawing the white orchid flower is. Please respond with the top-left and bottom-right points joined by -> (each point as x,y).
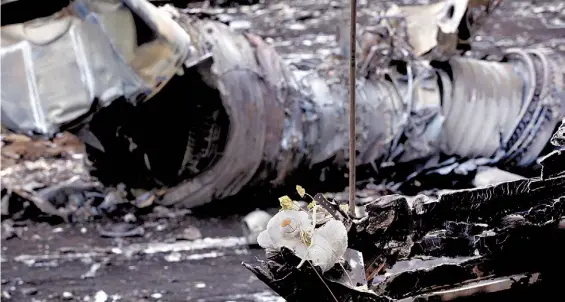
257,209 -> 348,272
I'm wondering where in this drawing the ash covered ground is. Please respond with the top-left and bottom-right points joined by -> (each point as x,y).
2,0 -> 565,301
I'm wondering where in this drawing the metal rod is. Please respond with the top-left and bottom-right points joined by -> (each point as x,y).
348,0 -> 357,217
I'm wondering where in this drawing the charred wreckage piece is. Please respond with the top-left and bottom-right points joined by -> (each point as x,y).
1,0 -> 564,214
243,127 -> 565,301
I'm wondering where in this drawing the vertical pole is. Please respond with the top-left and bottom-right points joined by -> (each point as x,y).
348,0 -> 357,217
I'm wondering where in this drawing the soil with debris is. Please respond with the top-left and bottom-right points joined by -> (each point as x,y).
2,0 -> 564,301
1,211 -> 284,301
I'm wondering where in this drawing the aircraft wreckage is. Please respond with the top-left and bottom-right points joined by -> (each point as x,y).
1,0 -> 565,299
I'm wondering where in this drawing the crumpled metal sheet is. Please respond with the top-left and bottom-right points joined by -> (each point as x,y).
157,16 -> 290,207
0,0 -> 194,136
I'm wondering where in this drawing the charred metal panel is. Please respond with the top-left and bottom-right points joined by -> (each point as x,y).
244,149 -> 565,301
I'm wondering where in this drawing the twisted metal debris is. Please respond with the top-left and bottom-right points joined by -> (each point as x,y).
149,0 -> 564,207
1,0 -> 564,214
